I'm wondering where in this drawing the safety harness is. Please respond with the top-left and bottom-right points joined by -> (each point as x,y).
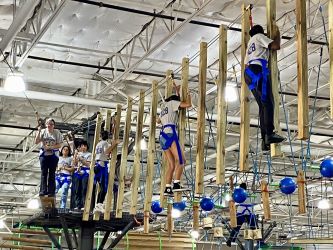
94,161 -> 109,191
56,173 -> 72,187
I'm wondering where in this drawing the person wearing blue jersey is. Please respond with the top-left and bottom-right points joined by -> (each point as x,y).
35,118 -> 63,197
158,78 -> 192,196
244,24 -> 285,151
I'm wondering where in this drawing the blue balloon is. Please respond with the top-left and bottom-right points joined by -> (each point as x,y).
173,201 -> 186,211
200,197 -> 214,211
232,188 -> 247,203
151,200 -> 163,214
279,177 -> 297,195
320,158 -> 333,178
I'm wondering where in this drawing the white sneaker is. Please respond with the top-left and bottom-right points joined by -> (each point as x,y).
94,203 -> 104,214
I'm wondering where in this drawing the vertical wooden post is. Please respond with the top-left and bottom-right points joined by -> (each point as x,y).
160,71 -> 174,206
229,176 -> 237,228
82,114 -> 102,221
195,42 -> 207,195
130,90 -> 145,215
143,80 -> 158,233
296,0 -> 309,140
116,98 -> 132,218
167,202 -> 173,236
297,170 -> 307,214
94,110 -> 112,221
193,200 -> 200,231
329,0 -> 333,118
261,180 -> 271,220
266,0 -> 282,157
239,4 -> 251,171
216,25 -> 227,185
104,105 -> 121,220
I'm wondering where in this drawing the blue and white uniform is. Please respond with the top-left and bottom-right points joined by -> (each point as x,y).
56,156 -> 72,208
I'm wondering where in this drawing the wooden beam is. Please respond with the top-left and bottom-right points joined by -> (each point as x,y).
193,200 -> 200,231
261,180 -> 271,220
239,4 -> 251,171
216,25 -> 227,185
195,42 -> 207,195
116,98 -> 132,218
3,237 -> 51,245
296,0 -> 309,140
328,0 -> 333,119
82,113 -> 102,221
167,202 -> 173,236
266,0 -> 282,157
94,109 -> 112,221
144,210 -> 150,234
0,245 -> 43,250
11,229 -> 61,236
130,90 -> 145,215
104,105 -> 121,220
229,176 -> 237,228
289,238 -> 333,244
143,80 -> 158,231
297,170 -> 307,214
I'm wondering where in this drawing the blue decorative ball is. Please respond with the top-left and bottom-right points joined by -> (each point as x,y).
200,197 -> 214,211
279,177 -> 297,195
232,188 -> 248,203
151,200 -> 163,214
320,158 -> 333,178
173,201 -> 186,211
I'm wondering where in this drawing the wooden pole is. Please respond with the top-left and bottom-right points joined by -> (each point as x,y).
143,80 -> 158,232
266,0 -> 282,157
116,98 -> 132,218
229,176 -> 237,228
193,200 -> 200,231
130,90 -> 145,214
167,202 -> 173,236
239,4 -> 251,171
94,109 -> 112,221
195,42 -> 207,195
330,0 -> 333,119
216,25 -> 227,185
104,105 -> 121,220
297,170 -> 307,214
261,180 -> 271,220
144,210 -> 150,233
82,114 -> 102,221
3,237 -> 51,245
296,0 -> 309,140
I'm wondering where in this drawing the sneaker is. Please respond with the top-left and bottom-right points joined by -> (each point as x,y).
265,133 -> 285,144
226,239 -> 232,247
173,182 -> 185,192
163,187 -> 173,196
93,203 -> 105,214
261,140 -> 270,151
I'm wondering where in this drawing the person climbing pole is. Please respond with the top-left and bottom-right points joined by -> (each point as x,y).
35,118 -> 63,197
158,74 -> 192,196
244,24 -> 285,151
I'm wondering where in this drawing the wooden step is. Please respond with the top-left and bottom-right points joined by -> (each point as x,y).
0,244 -> 43,250
11,229 -> 62,236
3,236 -> 52,246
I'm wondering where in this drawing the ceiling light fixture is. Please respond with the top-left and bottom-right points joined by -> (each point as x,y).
0,219 -> 5,229
318,199 -> 330,210
4,69 -> 25,92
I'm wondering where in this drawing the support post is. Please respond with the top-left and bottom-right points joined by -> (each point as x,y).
239,4 -> 251,171
79,223 -> 95,250
130,90 -> 145,214
59,217 -> 74,250
143,80 -> 158,232
167,202 -> 173,236
83,114 -> 103,221
216,25 -> 227,185
266,0 -> 282,157
261,180 -> 271,220
195,42 -> 207,195
296,0 -> 309,140
229,176 -> 237,228
104,105 -> 121,220
116,98 -> 132,218
43,226 -> 62,250
330,0 -> 333,118
193,200 -> 200,231
297,170 -> 306,214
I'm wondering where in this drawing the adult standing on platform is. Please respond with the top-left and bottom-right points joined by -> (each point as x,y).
35,118 -> 63,197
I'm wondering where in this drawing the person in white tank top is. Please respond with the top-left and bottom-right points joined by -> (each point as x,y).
244,24 -> 285,152
157,75 -> 192,196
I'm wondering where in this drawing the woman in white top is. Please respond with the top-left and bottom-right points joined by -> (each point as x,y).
157,79 -> 191,196
56,146 -> 74,208
35,118 -> 63,197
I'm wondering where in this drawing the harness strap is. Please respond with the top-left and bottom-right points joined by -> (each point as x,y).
160,124 -> 184,165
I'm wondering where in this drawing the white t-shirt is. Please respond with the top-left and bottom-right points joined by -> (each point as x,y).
39,129 -> 63,156
77,151 -> 92,174
58,156 -> 73,175
245,33 -> 273,65
95,140 -> 110,162
159,100 -> 180,133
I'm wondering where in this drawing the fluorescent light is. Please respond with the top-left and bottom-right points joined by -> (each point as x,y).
0,220 -> 5,229
318,199 -> 330,210
225,86 -> 238,102
190,230 -> 199,239
27,199 -> 39,209
4,70 -> 25,92
171,208 -> 181,219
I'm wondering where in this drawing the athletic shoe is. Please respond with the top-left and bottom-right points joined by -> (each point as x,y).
265,133 -> 285,144
173,182 -> 185,192
94,203 -> 105,214
262,140 -> 270,151
164,187 -> 173,196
